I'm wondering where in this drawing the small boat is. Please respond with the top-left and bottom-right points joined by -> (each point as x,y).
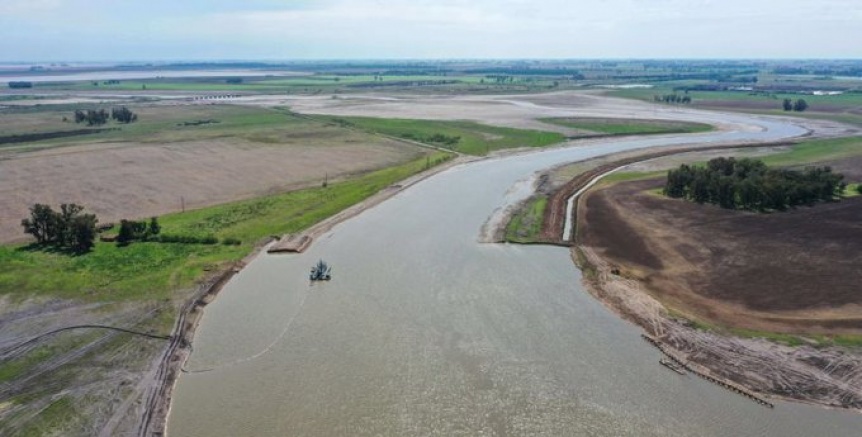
659,358 -> 686,375
309,259 -> 332,281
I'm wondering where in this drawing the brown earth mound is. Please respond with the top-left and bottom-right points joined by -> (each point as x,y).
580,177 -> 862,333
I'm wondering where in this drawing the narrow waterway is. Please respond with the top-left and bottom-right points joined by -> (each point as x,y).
168,114 -> 861,436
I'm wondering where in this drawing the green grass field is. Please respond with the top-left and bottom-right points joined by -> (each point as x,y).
541,117 -> 713,136
504,197 -> 548,243
760,136 -> 862,166
0,151 -> 452,307
321,116 -> 565,155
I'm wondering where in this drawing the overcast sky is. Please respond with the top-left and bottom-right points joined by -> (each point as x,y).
2,0 -> 861,61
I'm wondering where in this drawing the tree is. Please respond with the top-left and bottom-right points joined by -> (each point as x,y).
69,214 -> 98,253
111,107 -> 138,123
793,99 -> 808,112
857,184 -> 862,195
21,203 -> 98,253
117,220 -> 135,245
57,203 -> 85,247
664,157 -> 845,212
148,217 -> 161,236
21,204 -> 59,245
782,98 -> 793,111
117,219 -> 150,245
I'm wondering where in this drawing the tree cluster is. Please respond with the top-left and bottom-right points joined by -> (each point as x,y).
782,98 -> 808,112
21,204 -> 98,253
400,132 -> 460,146
117,217 -> 160,245
653,94 -> 692,104
664,157 -> 846,211
74,109 -> 109,126
111,107 -> 138,123
73,107 -> 138,126
8,81 -> 33,89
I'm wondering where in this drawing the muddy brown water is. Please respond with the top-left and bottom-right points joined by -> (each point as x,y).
168,115 -> 862,436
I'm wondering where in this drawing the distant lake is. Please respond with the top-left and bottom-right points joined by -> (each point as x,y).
0,69 -> 304,84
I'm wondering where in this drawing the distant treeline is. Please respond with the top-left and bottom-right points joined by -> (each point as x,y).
0,128 -> 114,145
467,67 -> 584,76
654,94 -> 692,104
773,66 -> 862,77
664,157 -> 846,211
348,80 -> 459,88
591,72 -> 759,82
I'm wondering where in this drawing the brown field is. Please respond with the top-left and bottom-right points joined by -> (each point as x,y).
0,106 -> 425,243
579,174 -> 862,334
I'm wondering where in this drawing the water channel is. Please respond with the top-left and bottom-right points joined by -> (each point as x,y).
168,113 -> 861,436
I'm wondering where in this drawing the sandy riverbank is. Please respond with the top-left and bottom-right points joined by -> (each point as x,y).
572,245 -> 862,409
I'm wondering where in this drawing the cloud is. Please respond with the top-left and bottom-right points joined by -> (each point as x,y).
0,0 -> 64,16
1,0 -> 861,60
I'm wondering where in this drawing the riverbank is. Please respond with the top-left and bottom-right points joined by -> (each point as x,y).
512,137 -> 862,410
142,152 -> 475,436
573,245 -> 862,409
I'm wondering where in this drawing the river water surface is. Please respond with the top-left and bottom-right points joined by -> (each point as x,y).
168,113 -> 861,436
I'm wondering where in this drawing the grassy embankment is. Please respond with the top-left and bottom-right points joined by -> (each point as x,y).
0,150 -> 453,308
321,116 -> 565,155
541,117 -> 713,137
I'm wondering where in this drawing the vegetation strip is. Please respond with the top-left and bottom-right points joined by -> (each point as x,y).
540,117 -> 713,137
320,116 -> 565,155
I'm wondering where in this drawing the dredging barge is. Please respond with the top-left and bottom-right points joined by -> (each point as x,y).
310,259 -> 332,281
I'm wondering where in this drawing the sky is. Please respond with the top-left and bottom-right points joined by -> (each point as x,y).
1,0 -> 861,61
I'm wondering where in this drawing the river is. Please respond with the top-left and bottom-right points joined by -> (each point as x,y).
168,113 -> 861,436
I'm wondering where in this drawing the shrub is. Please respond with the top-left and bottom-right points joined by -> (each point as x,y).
222,237 -> 242,246
155,234 -> 219,245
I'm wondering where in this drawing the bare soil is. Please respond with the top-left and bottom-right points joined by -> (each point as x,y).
0,137 -> 422,243
580,176 -> 862,334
